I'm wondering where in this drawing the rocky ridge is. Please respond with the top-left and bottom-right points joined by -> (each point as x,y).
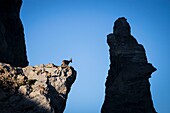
101,17 -> 157,113
0,63 -> 77,113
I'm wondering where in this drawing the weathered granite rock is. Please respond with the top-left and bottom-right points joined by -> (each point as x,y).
0,62 -> 76,113
0,0 -> 28,67
101,17 -> 157,113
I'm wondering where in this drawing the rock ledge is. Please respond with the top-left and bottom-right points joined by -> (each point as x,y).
0,62 -> 76,113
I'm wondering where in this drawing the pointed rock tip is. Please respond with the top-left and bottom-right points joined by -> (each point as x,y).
113,17 -> 131,36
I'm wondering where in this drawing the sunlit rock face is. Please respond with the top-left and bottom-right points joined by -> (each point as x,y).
0,0 -> 28,67
101,17 -> 157,113
0,63 -> 77,113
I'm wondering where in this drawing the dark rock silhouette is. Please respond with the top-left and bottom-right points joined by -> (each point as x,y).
0,62 -> 77,113
0,0 -> 28,67
101,17 -> 157,113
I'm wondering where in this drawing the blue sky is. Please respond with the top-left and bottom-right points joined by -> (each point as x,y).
20,0 -> 170,113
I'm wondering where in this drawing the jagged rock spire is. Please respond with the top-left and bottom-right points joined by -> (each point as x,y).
101,17 -> 157,113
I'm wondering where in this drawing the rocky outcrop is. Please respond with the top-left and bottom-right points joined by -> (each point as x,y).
0,62 -> 76,113
0,0 -> 28,67
101,17 -> 157,113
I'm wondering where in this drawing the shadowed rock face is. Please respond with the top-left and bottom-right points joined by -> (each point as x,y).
0,63 -> 77,113
0,0 -> 28,67
101,17 -> 157,113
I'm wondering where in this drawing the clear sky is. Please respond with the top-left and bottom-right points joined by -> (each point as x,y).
20,0 -> 170,113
